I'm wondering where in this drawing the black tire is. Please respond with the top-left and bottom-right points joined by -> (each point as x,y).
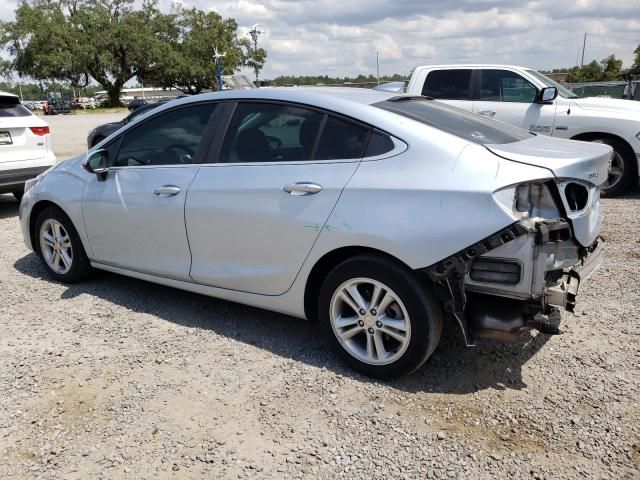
34,206 -> 92,283
318,254 -> 443,379
593,137 -> 636,197
91,136 -> 106,148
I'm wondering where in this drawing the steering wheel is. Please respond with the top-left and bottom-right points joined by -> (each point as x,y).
265,136 -> 282,151
159,144 -> 195,164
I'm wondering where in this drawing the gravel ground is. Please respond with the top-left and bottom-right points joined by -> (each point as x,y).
0,190 -> 639,479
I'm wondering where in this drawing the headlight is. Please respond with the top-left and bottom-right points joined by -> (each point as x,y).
24,167 -> 53,193
493,181 -> 562,220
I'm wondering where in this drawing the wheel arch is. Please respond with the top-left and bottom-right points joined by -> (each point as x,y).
570,131 -> 637,174
29,200 -> 72,254
303,246 -> 419,323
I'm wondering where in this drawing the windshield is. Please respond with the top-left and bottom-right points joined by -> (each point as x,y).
526,70 -> 579,99
375,97 -> 532,145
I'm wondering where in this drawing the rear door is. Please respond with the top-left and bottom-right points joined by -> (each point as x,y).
472,69 -> 557,134
0,95 -> 49,163
420,69 -> 474,112
185,101 -> 377,295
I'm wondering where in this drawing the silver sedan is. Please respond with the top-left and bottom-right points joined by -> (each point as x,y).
19,88 -> 608,378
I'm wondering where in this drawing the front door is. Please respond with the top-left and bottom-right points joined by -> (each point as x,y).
83,102 -> 218,280
186,101 -> 373,295
472,69 -> 557,135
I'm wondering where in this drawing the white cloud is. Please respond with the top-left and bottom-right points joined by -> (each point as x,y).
2,0 -> 640,79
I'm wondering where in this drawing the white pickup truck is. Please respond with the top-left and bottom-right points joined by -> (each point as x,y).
405,65 -> 640,196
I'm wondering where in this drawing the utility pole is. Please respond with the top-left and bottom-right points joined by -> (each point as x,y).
249,24 -> 262,86
18,83 -> 23,102
376,51 -> 380,85
580,33 -> 587,68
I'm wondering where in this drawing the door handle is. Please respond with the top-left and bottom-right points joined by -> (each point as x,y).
153,185 -> 181,197
283,182 -> 322,196
478,110 -> 496,117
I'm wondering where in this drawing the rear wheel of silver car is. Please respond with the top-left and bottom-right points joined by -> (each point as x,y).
318,254 -> 443,379
591,138 -> 636,197
35,206 -> 92,283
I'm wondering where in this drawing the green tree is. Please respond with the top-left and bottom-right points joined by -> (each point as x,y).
140,7 -> 266,94
3,0 -> 174,106
631,43 -> 640,74
600,54 -> 623,80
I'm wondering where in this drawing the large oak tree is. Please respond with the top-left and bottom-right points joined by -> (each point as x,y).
1,0 -> 266,105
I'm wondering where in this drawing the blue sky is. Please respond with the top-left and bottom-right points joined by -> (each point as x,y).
2,0 -> 639,79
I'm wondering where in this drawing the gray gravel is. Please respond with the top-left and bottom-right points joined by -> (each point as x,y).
0,191 -> 639,479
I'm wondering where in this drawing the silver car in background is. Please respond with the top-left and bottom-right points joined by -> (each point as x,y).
19,88 -> 608,378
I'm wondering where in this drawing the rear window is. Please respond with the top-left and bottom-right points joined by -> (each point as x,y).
0,96 -> 32,117
375,98 -> 533,145
422,70 -> 472,100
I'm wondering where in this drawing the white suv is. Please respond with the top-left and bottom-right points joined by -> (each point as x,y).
0,92 -> 56,201
406,65 -> 640,196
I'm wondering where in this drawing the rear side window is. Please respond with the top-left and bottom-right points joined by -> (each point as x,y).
422,70 -> 472,100
375,98 -> 532,145
221,102 -> 324,163
316,116 -> 370,160
0,95 -> 32,117
365,131 -> 395,157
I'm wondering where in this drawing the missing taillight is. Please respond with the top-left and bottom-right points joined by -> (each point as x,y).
29,126 -> 50,136
564,182 -> 589,211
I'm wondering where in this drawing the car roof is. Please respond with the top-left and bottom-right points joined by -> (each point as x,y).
168,87 -> 396,109
413,64 -> 530,70
0,91 -> 19,98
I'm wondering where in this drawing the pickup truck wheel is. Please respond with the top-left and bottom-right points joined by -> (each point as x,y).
592,138 -> 635,197
318,254 -> 443,379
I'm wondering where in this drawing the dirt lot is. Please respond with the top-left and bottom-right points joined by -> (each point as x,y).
0,116 -> 639,478
43,113 -> 126,159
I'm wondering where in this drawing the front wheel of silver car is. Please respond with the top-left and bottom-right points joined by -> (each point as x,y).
35,206 -> 92,283
318,254 -> 443,379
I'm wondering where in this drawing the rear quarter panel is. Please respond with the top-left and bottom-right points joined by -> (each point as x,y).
306,137 -> 554,270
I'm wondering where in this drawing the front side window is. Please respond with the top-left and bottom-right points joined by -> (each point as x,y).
422,69 -> 472,100
114,103 -> 216,167
479,70 -> 538,103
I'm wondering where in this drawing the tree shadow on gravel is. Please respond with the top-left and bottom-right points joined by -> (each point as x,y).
15,253 -> 550,394
0,195 -> 19,219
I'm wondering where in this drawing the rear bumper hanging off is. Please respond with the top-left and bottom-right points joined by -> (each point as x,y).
419,220 -> 604,346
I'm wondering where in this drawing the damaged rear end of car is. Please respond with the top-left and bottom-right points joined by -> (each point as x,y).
422,136 -> 610,345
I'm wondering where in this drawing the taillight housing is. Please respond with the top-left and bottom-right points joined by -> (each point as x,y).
29,126 -> 50,136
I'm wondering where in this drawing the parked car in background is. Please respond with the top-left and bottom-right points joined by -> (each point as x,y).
127,98 -> 149,112
70,97 -> 97,110
87,101 -> 167,148
0,91 -> 55,201
406,64 -> 640,196
20,88 -> 607,378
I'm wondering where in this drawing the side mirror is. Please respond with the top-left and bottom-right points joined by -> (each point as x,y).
537,87 -> 557,104
83,149 -> 110,181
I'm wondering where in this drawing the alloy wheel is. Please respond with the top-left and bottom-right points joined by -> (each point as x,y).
39,219 -> 73,275
329,278 -> 411,366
